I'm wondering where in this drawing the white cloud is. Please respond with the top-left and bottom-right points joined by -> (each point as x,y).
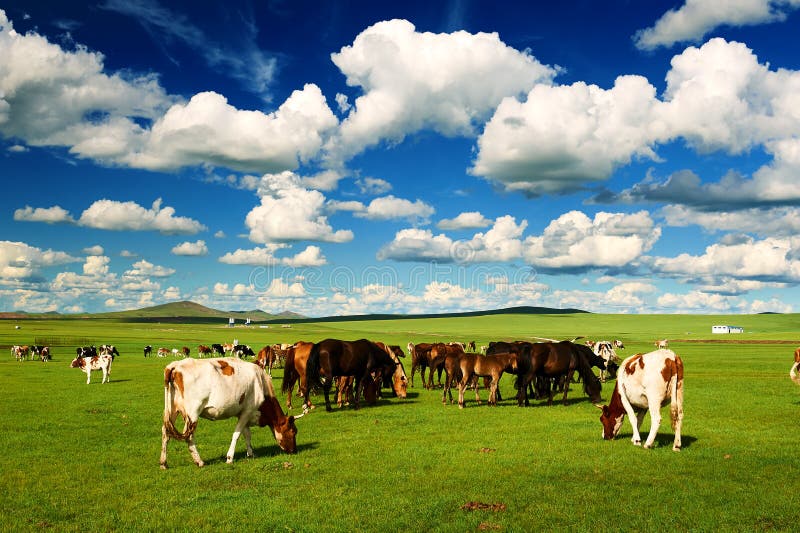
13,205 -> 75,224
219,244 -> 326,267
326,19 -> 556,163
124,259 -> 175,278
650,236 -> 800,282
0,241 -> 79,279
246,171 -> 353,243
163,286 -> 181,300
171,240 -> 208,256
263,278 -> 306,298
474,38 -> 800,196
78,198 -> 206,234
378,215 -> 527,263
437,211 -> 492,230
657,290 -> 747,313
660,205 -> 800,237
0,10 -> 172,159
119,250 -> 138,257
355,177 -> 392,195
83,245 -> 104,256
523,210 -> 660,271
129,86 -> 338,173
633,0 -> 800,51
472,75 -> 661,195
354,195 -> 435,223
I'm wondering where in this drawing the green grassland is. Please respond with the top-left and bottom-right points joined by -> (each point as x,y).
1,312 -> 798,531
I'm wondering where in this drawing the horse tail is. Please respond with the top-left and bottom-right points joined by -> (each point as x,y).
162,366 -> 196,441
281,346 -> 297,395
306,341 -> 324,392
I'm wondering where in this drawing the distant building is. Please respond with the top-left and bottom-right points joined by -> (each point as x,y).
712,325 -> 744,334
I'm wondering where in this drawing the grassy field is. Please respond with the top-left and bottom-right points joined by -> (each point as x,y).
1,312 -> 798,531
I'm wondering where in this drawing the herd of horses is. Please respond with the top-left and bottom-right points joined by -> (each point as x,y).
255,338 -> 611,412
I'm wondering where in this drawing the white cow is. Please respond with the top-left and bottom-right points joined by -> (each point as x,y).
160,357 -> 302,469
70,354 -> 113,384
598,349 -> 684,451
593,340 -> 618,382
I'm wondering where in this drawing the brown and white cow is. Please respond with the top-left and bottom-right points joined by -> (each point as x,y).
655,339 -> 669,349
160,357 -> 302,469
790,347 -> 800,385
70,354 -> 113,384
598,349 -> 684,451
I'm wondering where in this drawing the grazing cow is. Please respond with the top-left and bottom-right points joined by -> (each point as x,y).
614,339 -> 625,350
38,346 -> 51,362
233,344 -> 255,358
100,344 -> 120,360
144,345 -> 153,357
790,347 -> 800,385
598,349 -> 684,451
70,354 -> 113,384
467,341 -> 476,352
77,346 -> 98,358
197,345 -> 212,358
181,346 -> 191,357
12,345 -> 28,362
157,348 -> 170,358
655,339 -> 669,349
159,357 -> 302,469
593,341 -> 618,382
211,344 -> 225,356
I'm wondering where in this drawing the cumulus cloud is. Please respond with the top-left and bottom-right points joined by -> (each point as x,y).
650,236 -> 800,282
437,211 -> 492,230
246,171 -> 353,243
78,198 -> 206,234
377,216 -> 527,263
219,244 -> 326,267
633,0 -> 800,51
326,19 -> 556,163
124,259 -> 175,278
355,177 -> 392,195
354,195 -> 435,223
263,278 -> 306,297
0,241 -> 79,280
83,245 -> 104,256
0,10 -> 172,158
660,204 -> 800,237
13,205 -> 75,224
523,211 -> 661,272
656,290 -> 747,313
473,38 -> 800,196
472,75 -> 661,195
129,86 -> 338,173
171,240 -> 208,256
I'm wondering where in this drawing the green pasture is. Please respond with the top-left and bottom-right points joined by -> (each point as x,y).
1,313 -> 799,531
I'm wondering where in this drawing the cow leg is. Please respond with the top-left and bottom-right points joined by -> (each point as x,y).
225,417 -> 250,463
643,400 -> 663,449
85,369 -> 91,384
159,425 -> 170,469
187,432 -> 204,467
242,426 -> 254,459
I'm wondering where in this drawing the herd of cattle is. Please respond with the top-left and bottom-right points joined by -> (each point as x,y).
10,334 -> 699,465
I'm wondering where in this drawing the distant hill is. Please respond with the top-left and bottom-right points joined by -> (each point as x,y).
0,302 -> 583,323
267,305 -> 588,324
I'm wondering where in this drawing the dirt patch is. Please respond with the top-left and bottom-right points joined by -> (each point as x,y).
461,502 -> 507,512
478,447 -> 496,453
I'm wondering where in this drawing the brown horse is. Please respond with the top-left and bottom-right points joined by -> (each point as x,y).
306,339 -> 401,411
276,341 -> 315,411
457,352 -> 519,408
428,343 -> 464,390
409,342 -> 439,388
516,341 -> 602,406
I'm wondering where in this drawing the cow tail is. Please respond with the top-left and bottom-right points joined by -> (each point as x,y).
791,361 -> 800,386
162,367 -> 195,441
281,348 -> 297,395
670,356 -> 684,430
306,342 -> 323,392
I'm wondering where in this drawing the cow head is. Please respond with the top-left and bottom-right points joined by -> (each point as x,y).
597,404 -> 624,440
258,397 -> 300,454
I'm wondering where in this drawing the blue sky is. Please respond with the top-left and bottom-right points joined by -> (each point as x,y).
2,0 -> 800,316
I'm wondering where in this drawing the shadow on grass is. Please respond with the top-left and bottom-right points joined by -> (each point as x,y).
203,441 -> 320,466
611,432 -> 697,450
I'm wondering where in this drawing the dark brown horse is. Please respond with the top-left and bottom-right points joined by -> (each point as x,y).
409,342 -> 440,389
306,339 -> 400,411
457,352 -> 519,408
515,341 -> 602,406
